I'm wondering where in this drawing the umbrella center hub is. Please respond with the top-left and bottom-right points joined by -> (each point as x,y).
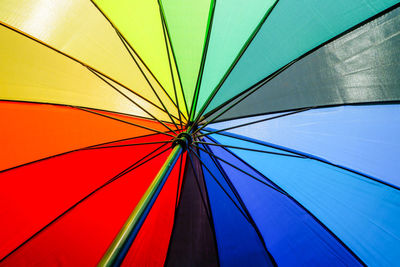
171,132 -> 193,151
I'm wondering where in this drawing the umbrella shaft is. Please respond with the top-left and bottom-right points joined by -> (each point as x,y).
98,143 -> 184,267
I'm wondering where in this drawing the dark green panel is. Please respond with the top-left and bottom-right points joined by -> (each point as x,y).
208,5 -> 400,122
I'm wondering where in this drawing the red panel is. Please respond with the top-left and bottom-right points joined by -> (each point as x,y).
92,133 -> 171,149
122,153 -> 187,267
0,134 -> 170,263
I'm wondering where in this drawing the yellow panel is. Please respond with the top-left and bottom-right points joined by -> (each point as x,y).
93,0 -> 179,114
93,70 -> 181,125
0,26 -> 172,122
120,37 -> 184,123
0,0 -> 178,118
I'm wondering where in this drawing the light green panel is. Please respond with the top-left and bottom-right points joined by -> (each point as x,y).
160,0 -> 213,112
202,0 -> 400,116
194,0 -> 277,118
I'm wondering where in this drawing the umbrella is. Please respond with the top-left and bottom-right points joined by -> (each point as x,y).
1,0 -> 400,266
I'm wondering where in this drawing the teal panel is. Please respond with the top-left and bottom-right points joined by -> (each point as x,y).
194,0 -> 277,117
203,0 -> 400,115
208,133 -> 400,266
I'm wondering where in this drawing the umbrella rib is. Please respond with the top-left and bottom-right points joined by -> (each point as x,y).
0,132 -> 170,175
115,30 -> 181,130
192,144 -> 287,196
185,151 -> 212,222
197,107 -> 311,138
0,22 -> 176,120
194,141 -> 304,158
158,6 -> 184,129
185,149 -> 221,266
192,61 -> 295,133
175,152 -> 185,207
83,140 -> 172,150
208,100 -> 400,125
76,107 -> 175,138
0,144 -> 170,263
205,130 -> 400,192
187,0 -> 216,123
87,67 -> 178,134
190,0 -> 280,127
198,2 -> 400,122
199,57 -> 295,124
88,0 -> 188,122
0,99 -> 173,123
163,152 -> 187,267
203,139 -> 368,266
189,145 -> 276,255
199,143 -> 278,264
189,147 -> 254,223
157,0 -> 191,123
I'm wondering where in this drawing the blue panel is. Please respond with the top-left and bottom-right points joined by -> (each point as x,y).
207,104 -> 400,188
208,134 -> 400,266
197,148 -> 273,267
205,141 -> 362,266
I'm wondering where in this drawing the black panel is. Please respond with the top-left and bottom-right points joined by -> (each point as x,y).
208,6 -> 400,122
164,153 -> 218,267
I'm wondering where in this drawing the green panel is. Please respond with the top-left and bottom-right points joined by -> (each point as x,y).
194,0 -> 277,117
160,0 -> 212,112
201,0 -> 400,116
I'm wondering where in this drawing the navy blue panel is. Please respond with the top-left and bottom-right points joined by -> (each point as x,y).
197,148 -> 273,267
204,141 -> 362,266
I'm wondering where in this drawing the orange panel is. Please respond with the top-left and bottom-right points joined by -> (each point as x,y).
0,101 -> 174,171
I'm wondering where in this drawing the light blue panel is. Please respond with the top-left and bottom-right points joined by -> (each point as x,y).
207,105 -> 400,187
205,142 -> 362,266
205,0 -> 400,113
210,133 -> 400,266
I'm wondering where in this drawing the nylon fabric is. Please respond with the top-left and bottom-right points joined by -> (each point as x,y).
208,104 -> 400,187
204,139 -> 362,266
160,0 -> 212,111
0,0 -> 178,116
83,71 -> 178,123
195,0 -> 277,117
93,0 -> 184,111
165,153 -> 218,267
161,20 -> 188,118
0,101 -> 169,171
208,133 -> 400,266
121,155 -> 185,266
0,26 -> 165,119
0,137 -> 169,263
203,0 -> 400,115
199,147 -> 274,267
210,6 -> 400,121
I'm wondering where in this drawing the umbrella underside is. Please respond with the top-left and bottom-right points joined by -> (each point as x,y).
1,0 -> 400,266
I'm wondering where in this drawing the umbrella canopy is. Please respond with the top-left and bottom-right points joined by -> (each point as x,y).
1,0 -> 400,266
